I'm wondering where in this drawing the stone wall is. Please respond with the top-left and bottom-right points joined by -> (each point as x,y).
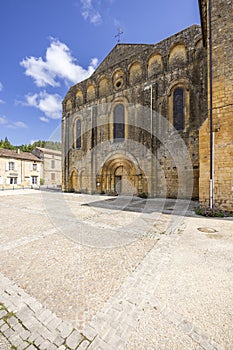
62,25 -> 207,199
199,0 -> 233,211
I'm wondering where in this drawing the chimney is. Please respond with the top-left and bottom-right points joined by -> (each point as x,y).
17,149 -> 20,154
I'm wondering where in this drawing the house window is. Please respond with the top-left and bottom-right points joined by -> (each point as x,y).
9,162 -> 14,170
114,104 -> 125,141
173,87 -> 184,131
31,176 -> 38,185
51,160 -> 55,169
51,173 -> 56,181
33,163 -> 37,171
76,119 -> 81,149
10,177 -> 17,185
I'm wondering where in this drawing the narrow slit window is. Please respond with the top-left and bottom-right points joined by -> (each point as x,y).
114,104 -> 125,141
173,87 -> 184,131
76,119 -> 81,149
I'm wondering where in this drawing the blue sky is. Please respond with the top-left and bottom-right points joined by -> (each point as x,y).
0,0 -> 200,145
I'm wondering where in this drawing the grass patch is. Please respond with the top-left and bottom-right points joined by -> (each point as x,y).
195,205 -> 233,217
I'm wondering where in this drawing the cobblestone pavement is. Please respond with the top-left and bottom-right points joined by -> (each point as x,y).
0,190 -> 232,349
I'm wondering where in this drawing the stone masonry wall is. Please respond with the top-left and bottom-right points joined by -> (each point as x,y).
199,0 -> 233,211
62,25 -> 207,199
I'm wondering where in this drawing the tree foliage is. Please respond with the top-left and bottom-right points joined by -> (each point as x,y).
0,137 -> 61,152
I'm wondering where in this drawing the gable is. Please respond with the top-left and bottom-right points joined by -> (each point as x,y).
94,43 -> 153,75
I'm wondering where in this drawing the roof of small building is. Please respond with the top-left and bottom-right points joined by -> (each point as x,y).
0,148 -> 42,162
33,147 -> 61,156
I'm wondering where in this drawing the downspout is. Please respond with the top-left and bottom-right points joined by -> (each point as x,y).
208,0 -> 214,208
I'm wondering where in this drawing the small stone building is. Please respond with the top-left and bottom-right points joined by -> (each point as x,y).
62,0 -> 233,211
32,147 -> 62,186
0,148 -> 42,188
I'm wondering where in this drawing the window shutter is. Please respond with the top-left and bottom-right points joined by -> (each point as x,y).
5,162 -> 9,171
6,177 -> 10,185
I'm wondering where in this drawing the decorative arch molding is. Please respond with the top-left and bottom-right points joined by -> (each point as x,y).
70,169 -> 79,191
65,99 -> 72,112
100,150 -> 142,175
98,76 -> 111,97
147,53 -> 163,78
112,69 -> 126,91
98,151 -> 148,195
128,61 -> 143,85
75,90 -> 83,106
168,43 -> 187,69
86,83 -> 96,102
167,78 -> 190,97
109,97 -> 129,141
73,115 -> 83,149
167,79 -> 190,131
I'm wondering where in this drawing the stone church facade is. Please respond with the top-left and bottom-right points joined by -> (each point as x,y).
62,0 -> 233,211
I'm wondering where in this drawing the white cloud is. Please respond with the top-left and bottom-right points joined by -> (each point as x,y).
20,38 -> 98,88
0,116 -> 28,129
80,0 -> 102,25
0,82 -> 4,104
40,116 -> 49,123
0,116 -> 7,124
25,91 -> 62,119
10,121 -> 28,129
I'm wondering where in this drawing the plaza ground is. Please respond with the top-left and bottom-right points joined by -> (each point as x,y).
0,189 -> 232,350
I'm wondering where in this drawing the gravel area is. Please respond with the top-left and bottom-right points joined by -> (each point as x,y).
0,191 -> 160,331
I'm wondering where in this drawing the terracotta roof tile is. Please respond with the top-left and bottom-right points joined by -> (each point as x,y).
0,148 -> 42,162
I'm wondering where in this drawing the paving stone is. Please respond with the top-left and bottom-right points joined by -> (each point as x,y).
77,340 -> 91,350
8,315 -> 19,327
4,327 -> 15,339
34,335 -> 45,347
19,329 -> 30,340
26,345 -> 38,350
82,325 -> 98,341
40,339 -> 54,350
57,346 -> 66,350
47,316 -> 62,332
66,330 -> 84,349
27,331 -> 40,343
0,310 -> 7,318
57,321 -> 73,339
12,321 -> 25,333
23,315 -> 41,330
53,334 -> 65,347
0,323 -> 9,332
36,309 -> 53,323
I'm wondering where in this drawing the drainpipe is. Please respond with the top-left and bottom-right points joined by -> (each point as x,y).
208,0 -> 214,208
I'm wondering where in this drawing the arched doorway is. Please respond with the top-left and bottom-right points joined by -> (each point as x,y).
70,170 -> 78,191
99,154 -> 147,196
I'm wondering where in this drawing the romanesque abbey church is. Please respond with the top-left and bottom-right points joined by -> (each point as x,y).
62,0 -> 233,212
